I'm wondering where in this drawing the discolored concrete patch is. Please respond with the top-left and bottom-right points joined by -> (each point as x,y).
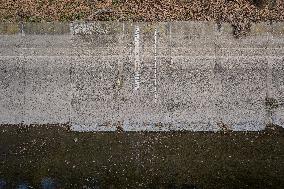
24,57 -> 71,124
0,57 -> 25,124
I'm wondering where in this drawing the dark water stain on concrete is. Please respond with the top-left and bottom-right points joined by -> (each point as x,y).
0,124 -> 283,189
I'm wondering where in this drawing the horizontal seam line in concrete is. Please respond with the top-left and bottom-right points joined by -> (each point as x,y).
0,55 -> 282,58
0,47 -> 284,49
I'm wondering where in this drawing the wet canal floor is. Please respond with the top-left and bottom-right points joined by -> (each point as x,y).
0,124 -> 283,189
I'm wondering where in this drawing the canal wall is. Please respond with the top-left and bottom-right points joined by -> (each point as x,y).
0,21 -> 283,131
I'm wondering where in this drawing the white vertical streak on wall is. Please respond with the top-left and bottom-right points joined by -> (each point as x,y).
169,23 -> 173,64
154,28 -> 158,103
20,22 -> 25,36
134,26 -> 140,90
118,23 -> 125,87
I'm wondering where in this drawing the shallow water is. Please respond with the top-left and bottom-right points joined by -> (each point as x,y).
0,124 -> 283,189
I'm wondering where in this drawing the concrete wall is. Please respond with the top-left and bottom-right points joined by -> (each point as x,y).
0,21 -> 283,131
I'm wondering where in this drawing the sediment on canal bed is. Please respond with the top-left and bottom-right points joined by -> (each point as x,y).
0,124 -> 283,188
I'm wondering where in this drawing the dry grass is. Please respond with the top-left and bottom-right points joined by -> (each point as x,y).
0,0 -> 93,22
0,0 -> 283,36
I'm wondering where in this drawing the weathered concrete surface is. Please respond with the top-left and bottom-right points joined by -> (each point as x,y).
24,57 -> 71,124
0,21 -> 283,131
70,56 -> 122,131
269,57 -> 284,127
0,57 -> 24,124
215,57 -> 267,131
